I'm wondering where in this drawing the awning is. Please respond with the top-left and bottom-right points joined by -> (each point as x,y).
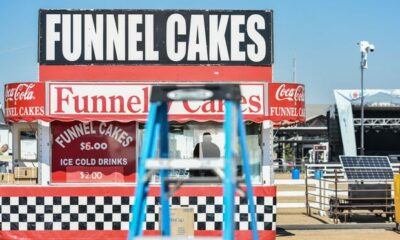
5,82 -> 306,123
5,82 -> 273,123
5,83 -> 46,122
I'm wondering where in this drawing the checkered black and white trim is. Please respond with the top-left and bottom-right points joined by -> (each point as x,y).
0,196 -> 276,231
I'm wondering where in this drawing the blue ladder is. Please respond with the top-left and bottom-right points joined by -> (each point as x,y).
128,84 -> 259,240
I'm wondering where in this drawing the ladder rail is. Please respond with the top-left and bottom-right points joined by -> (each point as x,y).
140,106 -> 162,234
222,100 -> 236,240
237,103 -> 259,240
129,103 -> 159,238
159,102 -> 171,235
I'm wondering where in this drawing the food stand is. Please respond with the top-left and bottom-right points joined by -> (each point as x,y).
0,9 -> 305,239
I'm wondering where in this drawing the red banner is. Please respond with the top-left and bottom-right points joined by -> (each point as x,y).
48,83 -> 267,122
4,83 -> 46,122
268,83 -> 305,122
51,121 -> 136,183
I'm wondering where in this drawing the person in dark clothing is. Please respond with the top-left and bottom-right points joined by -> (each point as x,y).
192,132 -> 220,177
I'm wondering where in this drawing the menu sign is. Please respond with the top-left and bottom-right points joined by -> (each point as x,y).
51,121 -> 136,183
268,83 -> 305,122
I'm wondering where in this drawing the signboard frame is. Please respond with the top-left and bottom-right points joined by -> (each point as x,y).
38,9 -> 274,66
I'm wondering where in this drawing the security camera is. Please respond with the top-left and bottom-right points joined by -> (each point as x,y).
369,44 -> 375,52
358,41 -> 375,53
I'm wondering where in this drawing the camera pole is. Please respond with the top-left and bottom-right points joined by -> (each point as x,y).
358,41 -> 374,156
360,52 -> 365,156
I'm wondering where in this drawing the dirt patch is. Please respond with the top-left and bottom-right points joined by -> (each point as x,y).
277,208 -> 331,225
275,173 -> 305,179
277,229 -> 400,240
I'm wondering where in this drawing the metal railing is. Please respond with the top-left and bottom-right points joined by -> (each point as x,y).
273,162 -> 307,173
306,170 -> 395,223
306,163 -> 344,179
275,178 -> 308,208
275,162 -> 400,213
306,162 -> 400,179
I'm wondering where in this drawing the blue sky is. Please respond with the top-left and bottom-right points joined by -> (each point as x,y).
0,0 -> 399,104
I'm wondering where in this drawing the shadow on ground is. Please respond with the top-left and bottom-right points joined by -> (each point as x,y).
276,227 -> 295,237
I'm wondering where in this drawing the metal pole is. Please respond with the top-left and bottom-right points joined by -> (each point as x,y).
360,52 -> 365,156
293,54 -> 297,83
319,175 -> 322,214
334,170 -> 338,224
305,169 -> 310,216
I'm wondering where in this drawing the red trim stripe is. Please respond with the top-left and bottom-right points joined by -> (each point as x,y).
0,230 -> 276,240
6,114 -> 268,123
39,65 -> 272,82
0,186 -> 276,197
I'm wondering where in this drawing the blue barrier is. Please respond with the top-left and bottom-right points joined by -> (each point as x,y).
291,168 -> 300,179
314,170 -> 323,180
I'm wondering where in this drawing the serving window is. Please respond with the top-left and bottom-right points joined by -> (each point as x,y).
0,123 -> 39,185
20,130 -> 37,160
13,120 -> 261,185
138,121 -> 262,183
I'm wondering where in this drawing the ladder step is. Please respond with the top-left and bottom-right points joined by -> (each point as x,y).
165,177 -> 246,184
134,237 -> 221,240
146,158 -> 224,170
165,177 -> 221,184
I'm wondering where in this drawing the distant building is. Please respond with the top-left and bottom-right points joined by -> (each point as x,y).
328,89 -> 400,162
273,104 -> 329,162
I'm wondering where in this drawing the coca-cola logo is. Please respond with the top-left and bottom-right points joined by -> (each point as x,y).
275,84 -> 305,102
351,91 -> 359,99
5,83 -> 36,102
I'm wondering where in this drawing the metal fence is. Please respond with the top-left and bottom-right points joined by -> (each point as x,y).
305,169 -> 395,223
273,161 -> 307,173
275,178 -> 308,209
274,163 -> 400,214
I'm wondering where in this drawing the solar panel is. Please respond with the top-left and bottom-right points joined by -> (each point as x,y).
339,156 -> 394,180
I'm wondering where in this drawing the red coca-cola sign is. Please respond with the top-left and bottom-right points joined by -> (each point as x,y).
51,121 -> 136,183
4,83 -> 46,121
275,84 -> 305,102
268,83 -> 305,122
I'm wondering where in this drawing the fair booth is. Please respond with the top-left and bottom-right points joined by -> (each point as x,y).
0,9 -> 304,239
